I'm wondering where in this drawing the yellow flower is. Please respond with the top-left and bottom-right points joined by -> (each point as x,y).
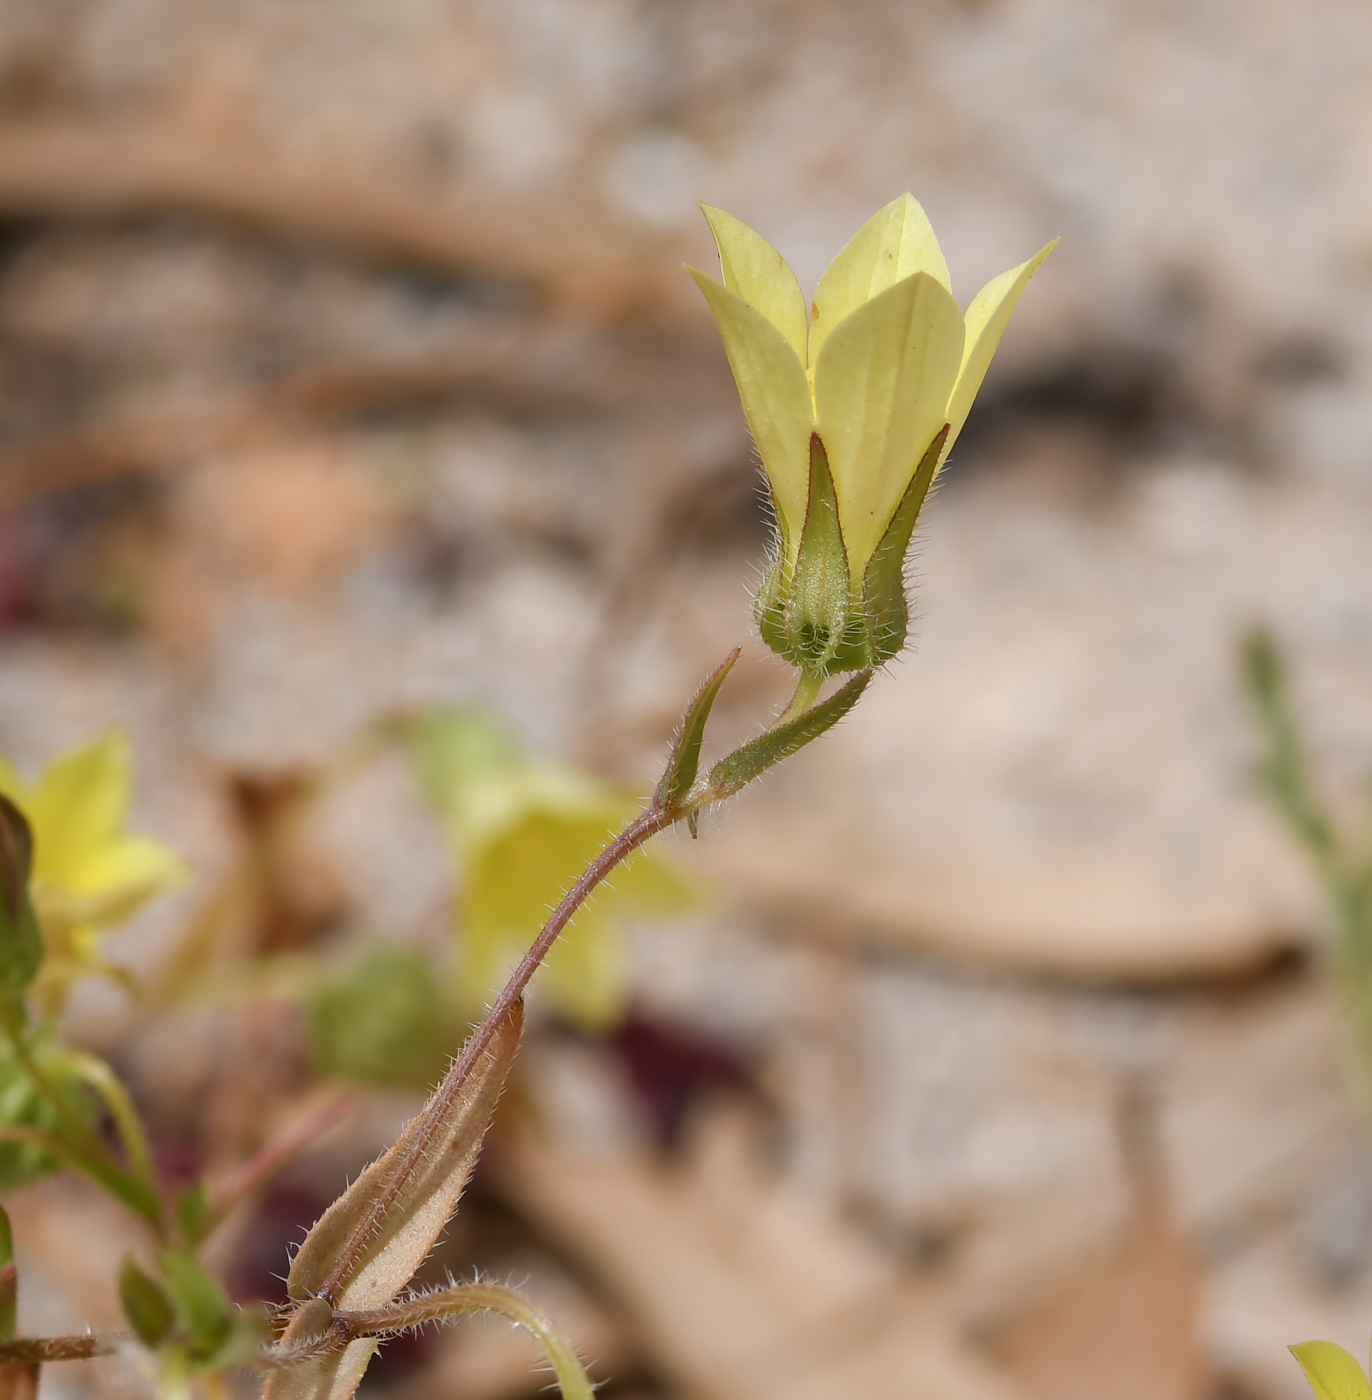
690,194 -> 1055,676
407,709 -> 691,1032
0,731 -> 188,1004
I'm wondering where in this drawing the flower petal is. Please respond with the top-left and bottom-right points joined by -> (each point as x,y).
63,832 -> 188,906
1289,1341 -> 1372,1400
26,732 -> 133,887
809,193 -> 952,366
700,204 -> 808,363
813,270 -> 963,576
944,239 -> 1058,459
690,267 -> 814,553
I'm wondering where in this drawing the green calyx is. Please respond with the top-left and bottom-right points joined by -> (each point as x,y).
755,425 -> 949,678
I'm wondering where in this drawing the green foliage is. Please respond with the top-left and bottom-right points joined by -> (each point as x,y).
1291,1339 -> 1372,1399
655,649 -> 740,809
119,1257 -> 175,1347
308,946 -> 461,1090
0,1205 -> 15,1343
0,797 -> 43,1029
407,709 -> 692,1031
175,1183 -> 211,1250
708,670 -> 873,798
1242,630 -> 1341,865
0,1025 -> 97,1193
161,1249 -> 233,1357
1243,630 -> 1372,1031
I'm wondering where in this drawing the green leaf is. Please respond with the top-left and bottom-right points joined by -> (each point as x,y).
308,948 -> 458,1091
175,1183 -> 212,1250
708,671 -> 873,799
0,1026 -> 97,1192
0,1206 -> 15,1343
0,796 -> 42,1012
406,710 -> 520,823
654,649 -> 740,809
1291,1340 -> 1372,1400
1240,628 -> 1338,861
119,1257 -> 175,1347
754,550 -> 791,658
160,1250 -> 232,1356
859,423 -> 949,664
784,435 -> 853,677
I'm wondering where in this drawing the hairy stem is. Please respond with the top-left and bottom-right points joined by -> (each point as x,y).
0,1111 -> 161,1230
0,1334 -> 122,1364
51,1050 -> 157,1190
315,802 -> 677,1303
777,672 -> 824,726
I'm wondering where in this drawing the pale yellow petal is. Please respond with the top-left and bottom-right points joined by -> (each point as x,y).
27,732 -> 133,886
809,193 -> 952,366
814,271 -> 963,576
690,267 -> 814,553
700,204 -> 808,362
1289,1341 -> 1372,1400
944,239 -> 1058,459
63,832 -> 188,906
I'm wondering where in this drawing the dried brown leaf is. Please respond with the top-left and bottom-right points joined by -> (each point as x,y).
287,1001 -> 524,1311
264,1004 -> 523,1400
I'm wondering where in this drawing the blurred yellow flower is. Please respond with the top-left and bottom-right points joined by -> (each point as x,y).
691,194 -> 1055,676
0,731 -> 188,1003
408,709 -> 691,1032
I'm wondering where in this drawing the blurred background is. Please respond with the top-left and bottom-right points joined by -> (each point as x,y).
3,1 -> 1372,1397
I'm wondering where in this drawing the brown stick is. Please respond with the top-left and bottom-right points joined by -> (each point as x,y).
0,1335 -> 121,1364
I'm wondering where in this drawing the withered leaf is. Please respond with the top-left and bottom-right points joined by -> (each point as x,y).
288,1000 -> 523,1310
265,1003 -> 523,1400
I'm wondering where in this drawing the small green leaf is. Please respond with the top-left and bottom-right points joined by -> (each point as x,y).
0,1027 -> 97,1192
0,1206 -> 15,1343
160,1250 -> 232,1356
0,797 -> 42,1013
1240,628 -> 1338,861
654,650 -> 741,809
119,1257 -> 175,1347
708,671 -> 872,799
1291,1340 -> 1372,1400
753,551 -> 791,658
175,1183 -> 212,1250
784,435 -> 853,677
308,948 -> 457,1091
859,423 -> 949,665
406,710 -> 520,822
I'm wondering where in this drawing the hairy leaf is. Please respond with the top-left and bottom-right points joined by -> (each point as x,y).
654,649 -> 740,808
118,1258 -> 174,1348
287,1001 -> 524,1311
708,671 -> 872,798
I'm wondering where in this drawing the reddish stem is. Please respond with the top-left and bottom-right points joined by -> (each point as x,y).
315,801 -> 676,1302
